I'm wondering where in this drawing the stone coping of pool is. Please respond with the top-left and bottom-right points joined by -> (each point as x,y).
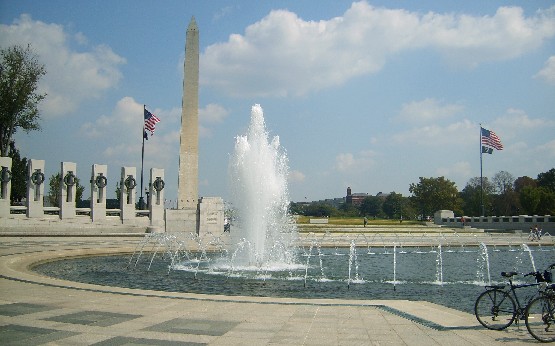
0,244 -> 478,330
0,229 -> 552,250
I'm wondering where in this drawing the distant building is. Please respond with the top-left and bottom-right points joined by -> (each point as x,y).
346,187 -> 369,206
376,192 -> 390,199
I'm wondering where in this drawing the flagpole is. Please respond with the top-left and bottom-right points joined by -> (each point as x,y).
139,105 -> 146,210
479,124 -> 484,216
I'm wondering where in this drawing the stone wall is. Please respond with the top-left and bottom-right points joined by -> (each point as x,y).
434,210 -> 555,233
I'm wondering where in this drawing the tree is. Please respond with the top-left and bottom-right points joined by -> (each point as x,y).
493,190 -> 520,216
0,45 -> 46,156
537,187 -> 555,215
47,173 -> 84,207
304,202 -> 336,217
514,176 -> 536,193
359,196 -> 383,218
383,192 -> 404,219
519,185 -> 555,215
409,176 -> 461,217
460,177 -> 495,216
289,202 -> 306,215
537,168 -> 555,192
520,186 -> 541,215
491,171 -> 518,216
337,202 -> 359,217
492,171 -> 514,195
7,141 -> 27,203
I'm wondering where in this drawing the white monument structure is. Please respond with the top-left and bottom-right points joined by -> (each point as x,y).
166,16 -> 224,234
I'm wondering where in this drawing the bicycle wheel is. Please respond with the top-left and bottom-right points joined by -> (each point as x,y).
475,289 -> 516,330
525,295 -> 555,342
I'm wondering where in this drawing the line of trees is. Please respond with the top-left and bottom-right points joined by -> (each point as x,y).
291,168 -> 555,219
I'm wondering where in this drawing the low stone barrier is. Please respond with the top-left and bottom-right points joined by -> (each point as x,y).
309,218 -> 329,224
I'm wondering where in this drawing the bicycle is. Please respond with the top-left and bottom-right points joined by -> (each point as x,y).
475,269 -> 547,330
525,264 -> 555,343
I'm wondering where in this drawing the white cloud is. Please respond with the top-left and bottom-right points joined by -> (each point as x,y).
78,97 -> 177,169
198,103 -> 229,138
436,161 -> 472,185
537,139 -> 555,157
535,56 -> 555,85
289,170 -> 305,183
392,119 -> 475,147
80,96 -> 142,139
489,108 -> 555,141
201,2 -> 555,97
213,6 -> 237,22
335,150 -> 376,172
494,108 -> 552,129
397,98 -> 464,124
421,6 -> 555,67
0,14 -> 125,118
200,103 -> 229,124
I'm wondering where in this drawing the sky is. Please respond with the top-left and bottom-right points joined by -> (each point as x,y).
1,0 -> 554,205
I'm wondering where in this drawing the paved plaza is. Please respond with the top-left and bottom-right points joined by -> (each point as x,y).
0,233 -> 552,345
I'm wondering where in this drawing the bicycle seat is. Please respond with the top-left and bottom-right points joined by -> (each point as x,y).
501,271 -> 518,278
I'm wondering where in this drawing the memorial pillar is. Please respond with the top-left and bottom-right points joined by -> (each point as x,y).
149,168 -> 164,227
26,159 -> 45,218
120,166 -> 137,223
59,162 -> 77,219
0,157 -> 13,217
90,164 -> 107,222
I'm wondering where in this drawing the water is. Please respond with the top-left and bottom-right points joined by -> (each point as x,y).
33,245 -> 554,314
227,104 -> 298,267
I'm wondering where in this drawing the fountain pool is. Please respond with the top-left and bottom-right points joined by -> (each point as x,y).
33,243 -> 554,314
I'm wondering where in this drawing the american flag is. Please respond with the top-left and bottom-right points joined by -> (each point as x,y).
481,127 -> 503,151
144,108 -> 160,139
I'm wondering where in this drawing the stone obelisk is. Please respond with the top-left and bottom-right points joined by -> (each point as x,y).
178,16 -> 199,210
167,16 -> 223,235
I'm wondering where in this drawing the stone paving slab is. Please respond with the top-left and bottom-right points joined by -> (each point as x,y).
0,236 -> 549,345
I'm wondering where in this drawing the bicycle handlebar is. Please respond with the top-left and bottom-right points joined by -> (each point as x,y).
501,264 -> 554,281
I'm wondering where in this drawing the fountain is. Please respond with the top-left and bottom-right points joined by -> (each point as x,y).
227,104 -> 298,268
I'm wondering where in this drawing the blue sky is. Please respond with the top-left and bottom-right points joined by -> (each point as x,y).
1,1 -> 554,204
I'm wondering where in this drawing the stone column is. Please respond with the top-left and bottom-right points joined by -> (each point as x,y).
149,168 -> 165,227
59,162 -> 77,219
26,159 -> 45,218
120,166 -> 137,223
0,156 -> 13,217
90,164 -> 107,222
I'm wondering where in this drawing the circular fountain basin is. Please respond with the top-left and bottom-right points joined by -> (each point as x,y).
33,245 -> 554,314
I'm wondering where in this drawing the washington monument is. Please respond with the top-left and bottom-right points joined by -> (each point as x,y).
167,16 -> 223,234
178,16 -> 199,209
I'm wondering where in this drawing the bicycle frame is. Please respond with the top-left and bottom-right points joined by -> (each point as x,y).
476,271 -> 542,330
504,279 -> 540,319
